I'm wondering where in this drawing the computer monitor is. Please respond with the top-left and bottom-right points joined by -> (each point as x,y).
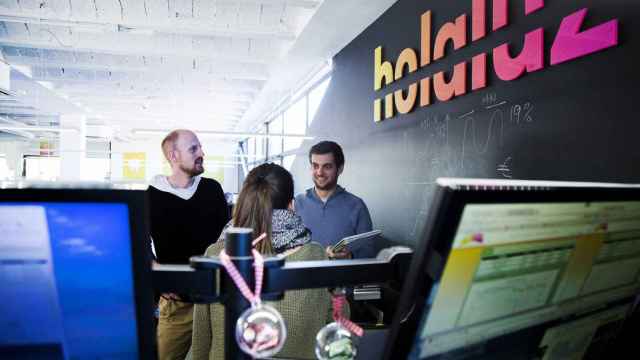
384,179 -> 640,359
0,187 -> 155,359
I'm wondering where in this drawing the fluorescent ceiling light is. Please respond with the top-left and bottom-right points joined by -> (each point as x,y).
0,15 -> 114,33
11,64 -> 32,78
204,161 -> 243,166
36,81 -> 55,90
0,125 -> 79,133
205,165 -> 236,169
20,149 -> 263,158
117,25 -> 155,35
132,129 -> 314,140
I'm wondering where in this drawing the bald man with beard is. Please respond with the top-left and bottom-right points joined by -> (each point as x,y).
148,129 -> 229,360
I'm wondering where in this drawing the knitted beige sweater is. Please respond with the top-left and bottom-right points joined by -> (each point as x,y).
190,241 -> 332,360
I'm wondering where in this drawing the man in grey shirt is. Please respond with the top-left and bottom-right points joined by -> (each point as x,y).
294,141 -> 374,258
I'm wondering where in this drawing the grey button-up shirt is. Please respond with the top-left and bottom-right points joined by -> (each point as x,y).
294,185 -> 374,258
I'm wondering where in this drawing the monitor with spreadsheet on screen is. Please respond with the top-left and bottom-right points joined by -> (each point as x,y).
384,179 -> 640,360
0,188 -> 155,359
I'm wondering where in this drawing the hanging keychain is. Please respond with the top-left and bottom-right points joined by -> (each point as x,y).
315,288 -> 363,360
219,233 -> 287,358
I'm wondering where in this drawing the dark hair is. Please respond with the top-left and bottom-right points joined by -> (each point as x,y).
232,163 -> 294,254
308,141 -> 345,169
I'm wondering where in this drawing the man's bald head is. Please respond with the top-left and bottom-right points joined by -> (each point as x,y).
161,129 -> 191,162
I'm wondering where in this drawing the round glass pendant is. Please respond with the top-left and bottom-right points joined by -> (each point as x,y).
235,303 -> 287,358
315,322 -> 359,360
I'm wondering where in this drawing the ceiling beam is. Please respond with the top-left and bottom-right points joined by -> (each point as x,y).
0,13 -> 296,41
57,87 -> 257,103
60,92 -> 254,104
87,106 -> 246,117
0,38 -> 276,65
90,110 -> 244,119
66,95 -> 251,107
25,73 -> 263,94
5,56 -> 270,81
90,115 -> 240,127
132,128 -> 315,140
217,0 -> 322,8
0,124 -> 77,133
78,106 -> 249,118
0,116 -> 35,139
0,107 -> 61,117
91,114 -> 240,122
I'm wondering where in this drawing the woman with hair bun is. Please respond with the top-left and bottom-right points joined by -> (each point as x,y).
190,163 -> 332,360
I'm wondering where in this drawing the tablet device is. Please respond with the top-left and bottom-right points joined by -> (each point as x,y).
332,229 -> 382,252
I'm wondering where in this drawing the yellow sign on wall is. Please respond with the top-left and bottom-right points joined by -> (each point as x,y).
203,155 -> 225,184
161,158 -> 171,177
123,152 -> 146,180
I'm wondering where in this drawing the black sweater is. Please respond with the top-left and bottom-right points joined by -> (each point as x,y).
148,178 -> 229,264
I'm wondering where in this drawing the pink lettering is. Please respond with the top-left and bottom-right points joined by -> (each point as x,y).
550,8 -> 618,66
493,0 -> 508,30
472,0 -> 486,41
472,53 -> 487,90
493,28 -> 544,81
525,0 -> 544,15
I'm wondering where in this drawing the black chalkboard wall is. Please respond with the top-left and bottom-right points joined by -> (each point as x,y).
289,0 -> 640,247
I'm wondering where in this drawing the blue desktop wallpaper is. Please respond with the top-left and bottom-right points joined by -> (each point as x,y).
2,203 -> 139,359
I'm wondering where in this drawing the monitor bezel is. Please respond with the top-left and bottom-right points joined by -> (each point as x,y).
0,188 -> 156,359
383,182 -> 640,360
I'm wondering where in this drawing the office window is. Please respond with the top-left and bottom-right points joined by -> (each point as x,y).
203,156 -> 225,184
256,128 -> 265,161
241,140 -> 248,158
254,68 -> 332,168
25,156 -> 60,181
308,77 -> 331,127
0,156 -> 12,180
283,155 -> 295,171
269,115 -> 283,156
283,97 -> 307,152
248,137 -> 255,161
82,158 -> 110,181
25,155 -> 109,181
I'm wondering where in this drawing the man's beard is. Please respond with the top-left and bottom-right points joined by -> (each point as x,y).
181,161 -> 204,177
313,177 -> 337,191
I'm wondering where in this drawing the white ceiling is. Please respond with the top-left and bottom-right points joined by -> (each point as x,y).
0,0 -> 396,142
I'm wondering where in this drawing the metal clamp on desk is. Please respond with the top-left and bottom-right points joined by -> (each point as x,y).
152,229 -> 413,360
353,285 -> 382,301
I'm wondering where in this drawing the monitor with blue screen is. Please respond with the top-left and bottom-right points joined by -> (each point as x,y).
384,179 -> 640,359
0,188 -> 154,359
